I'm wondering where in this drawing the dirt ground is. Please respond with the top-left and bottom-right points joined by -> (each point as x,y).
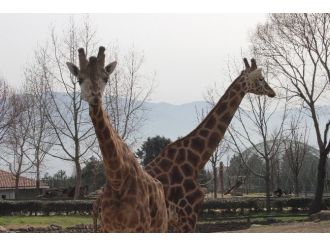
232,220 -> 330,233
1,220 -> 330,233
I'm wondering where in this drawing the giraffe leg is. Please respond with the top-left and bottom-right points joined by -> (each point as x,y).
92,194 -> 103,232
175,189 -> 204,232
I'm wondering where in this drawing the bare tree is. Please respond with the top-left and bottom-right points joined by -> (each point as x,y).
227,89 -> 287,212
252,13 -> 330,213
24,55 -> 56,190
0,92 -> 34,194
283,111 -> 309,196
104,46 -> 154,147
36,17 -> 98,199
32,16 -> 154,198
0,79 -> 13,143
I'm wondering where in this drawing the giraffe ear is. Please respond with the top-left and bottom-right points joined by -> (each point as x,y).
66,62 -> 79,77
105,61 -> 117,75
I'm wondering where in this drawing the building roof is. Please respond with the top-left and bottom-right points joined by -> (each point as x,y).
0,170 -> 49,189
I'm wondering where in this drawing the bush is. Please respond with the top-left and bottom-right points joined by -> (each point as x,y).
323,197 -> 330,209
202,197 -> 329,213
0,200 -> 93,216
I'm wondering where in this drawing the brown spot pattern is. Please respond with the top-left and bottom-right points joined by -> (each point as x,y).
103,127 -> 110,139
204,115 -> 216,129
175,148 -> 186,164
181,163 -> 194,177
169,187 -> 184,203
233,83 -> 241,91
159,159 -> 172,172
170,166 -> 184,184
208,132 -> 221,149
217,124 -> 226,133
157,174 -> 169,185
216,102 -> 227,115
167,148 -> 176,160
183,179 -> 196,193
187,150 -> 199,164
220,112 -> 232,123
199,129 -> 209,137
190,137 -> 205,153
230,97 -> 239,108
186,190 -> 203,205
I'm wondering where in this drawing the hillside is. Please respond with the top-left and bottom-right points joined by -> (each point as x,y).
30,93 -> 330,176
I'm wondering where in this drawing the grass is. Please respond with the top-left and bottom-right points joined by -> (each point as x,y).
0,212 -> 309,229
0,215 -> 93,228
235,220 -> 330,233
199,211 -> 309,224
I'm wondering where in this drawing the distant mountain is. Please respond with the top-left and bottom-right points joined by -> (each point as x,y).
44,98 -> 209,176
42,93 -> 329,176
141,101 -> 208,140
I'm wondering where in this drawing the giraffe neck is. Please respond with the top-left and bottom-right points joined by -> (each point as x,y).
182,73 -> 246,170
89,104 -> 136,191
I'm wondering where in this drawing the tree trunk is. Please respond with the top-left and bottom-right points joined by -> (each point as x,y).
294,174 -> 299,197
74,159 -> 82,200
219,162 -> 224,198
270,162 -> 275,193
309,153 -> 327,214
15,174 -> 20,199
213,166 -> 217,199
36,166 -> 40,190
36,155 -> 41,190
265,160 -> 271,213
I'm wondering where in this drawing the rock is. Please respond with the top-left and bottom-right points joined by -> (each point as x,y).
27,226 -> 34,232
250,224 -> 262,227
309,210 -> 330,221
50,224 -> 62,231
0,226 -> 8,233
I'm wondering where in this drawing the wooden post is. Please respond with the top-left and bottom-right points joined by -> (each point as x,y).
219,161 -> 224,198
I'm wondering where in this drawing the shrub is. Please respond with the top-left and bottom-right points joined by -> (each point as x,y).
0,200 -> 93,216
201,197 -> 327,213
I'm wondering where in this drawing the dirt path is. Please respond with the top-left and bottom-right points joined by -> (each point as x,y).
232,220 -> 330,233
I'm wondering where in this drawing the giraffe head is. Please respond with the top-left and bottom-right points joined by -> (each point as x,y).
241,58 -> 276,98
66,46 -> 117,106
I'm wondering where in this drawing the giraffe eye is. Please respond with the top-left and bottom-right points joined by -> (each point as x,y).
103,77 -> 109,83
77,78 -> 83,84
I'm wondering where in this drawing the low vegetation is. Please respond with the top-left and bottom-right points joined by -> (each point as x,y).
0,215 -> 92,228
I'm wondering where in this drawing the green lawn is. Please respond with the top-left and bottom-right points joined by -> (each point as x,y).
0,213 -> 309,229
0,215 -> 93,228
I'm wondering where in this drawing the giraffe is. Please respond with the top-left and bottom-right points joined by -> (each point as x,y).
144,58 -> 276,232
66,46 -> 168,232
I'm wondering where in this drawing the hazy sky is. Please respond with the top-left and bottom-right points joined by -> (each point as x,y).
0,13 -> 267,104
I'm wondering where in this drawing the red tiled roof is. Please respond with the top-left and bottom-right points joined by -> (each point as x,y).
0,170 -> 48,189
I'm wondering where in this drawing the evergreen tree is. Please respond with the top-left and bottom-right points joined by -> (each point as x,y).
136,135 -> 171,166
81,156 -> 106,192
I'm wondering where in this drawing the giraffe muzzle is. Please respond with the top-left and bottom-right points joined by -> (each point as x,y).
268,91 -> 276,98
90,97 -> 101,106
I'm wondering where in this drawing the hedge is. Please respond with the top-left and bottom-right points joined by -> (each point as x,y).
0,200 -> 93,216
1,197 -> 330,216
202,197 -> 330,213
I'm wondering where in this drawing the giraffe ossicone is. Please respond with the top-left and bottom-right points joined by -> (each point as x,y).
66,47 -> 117,106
